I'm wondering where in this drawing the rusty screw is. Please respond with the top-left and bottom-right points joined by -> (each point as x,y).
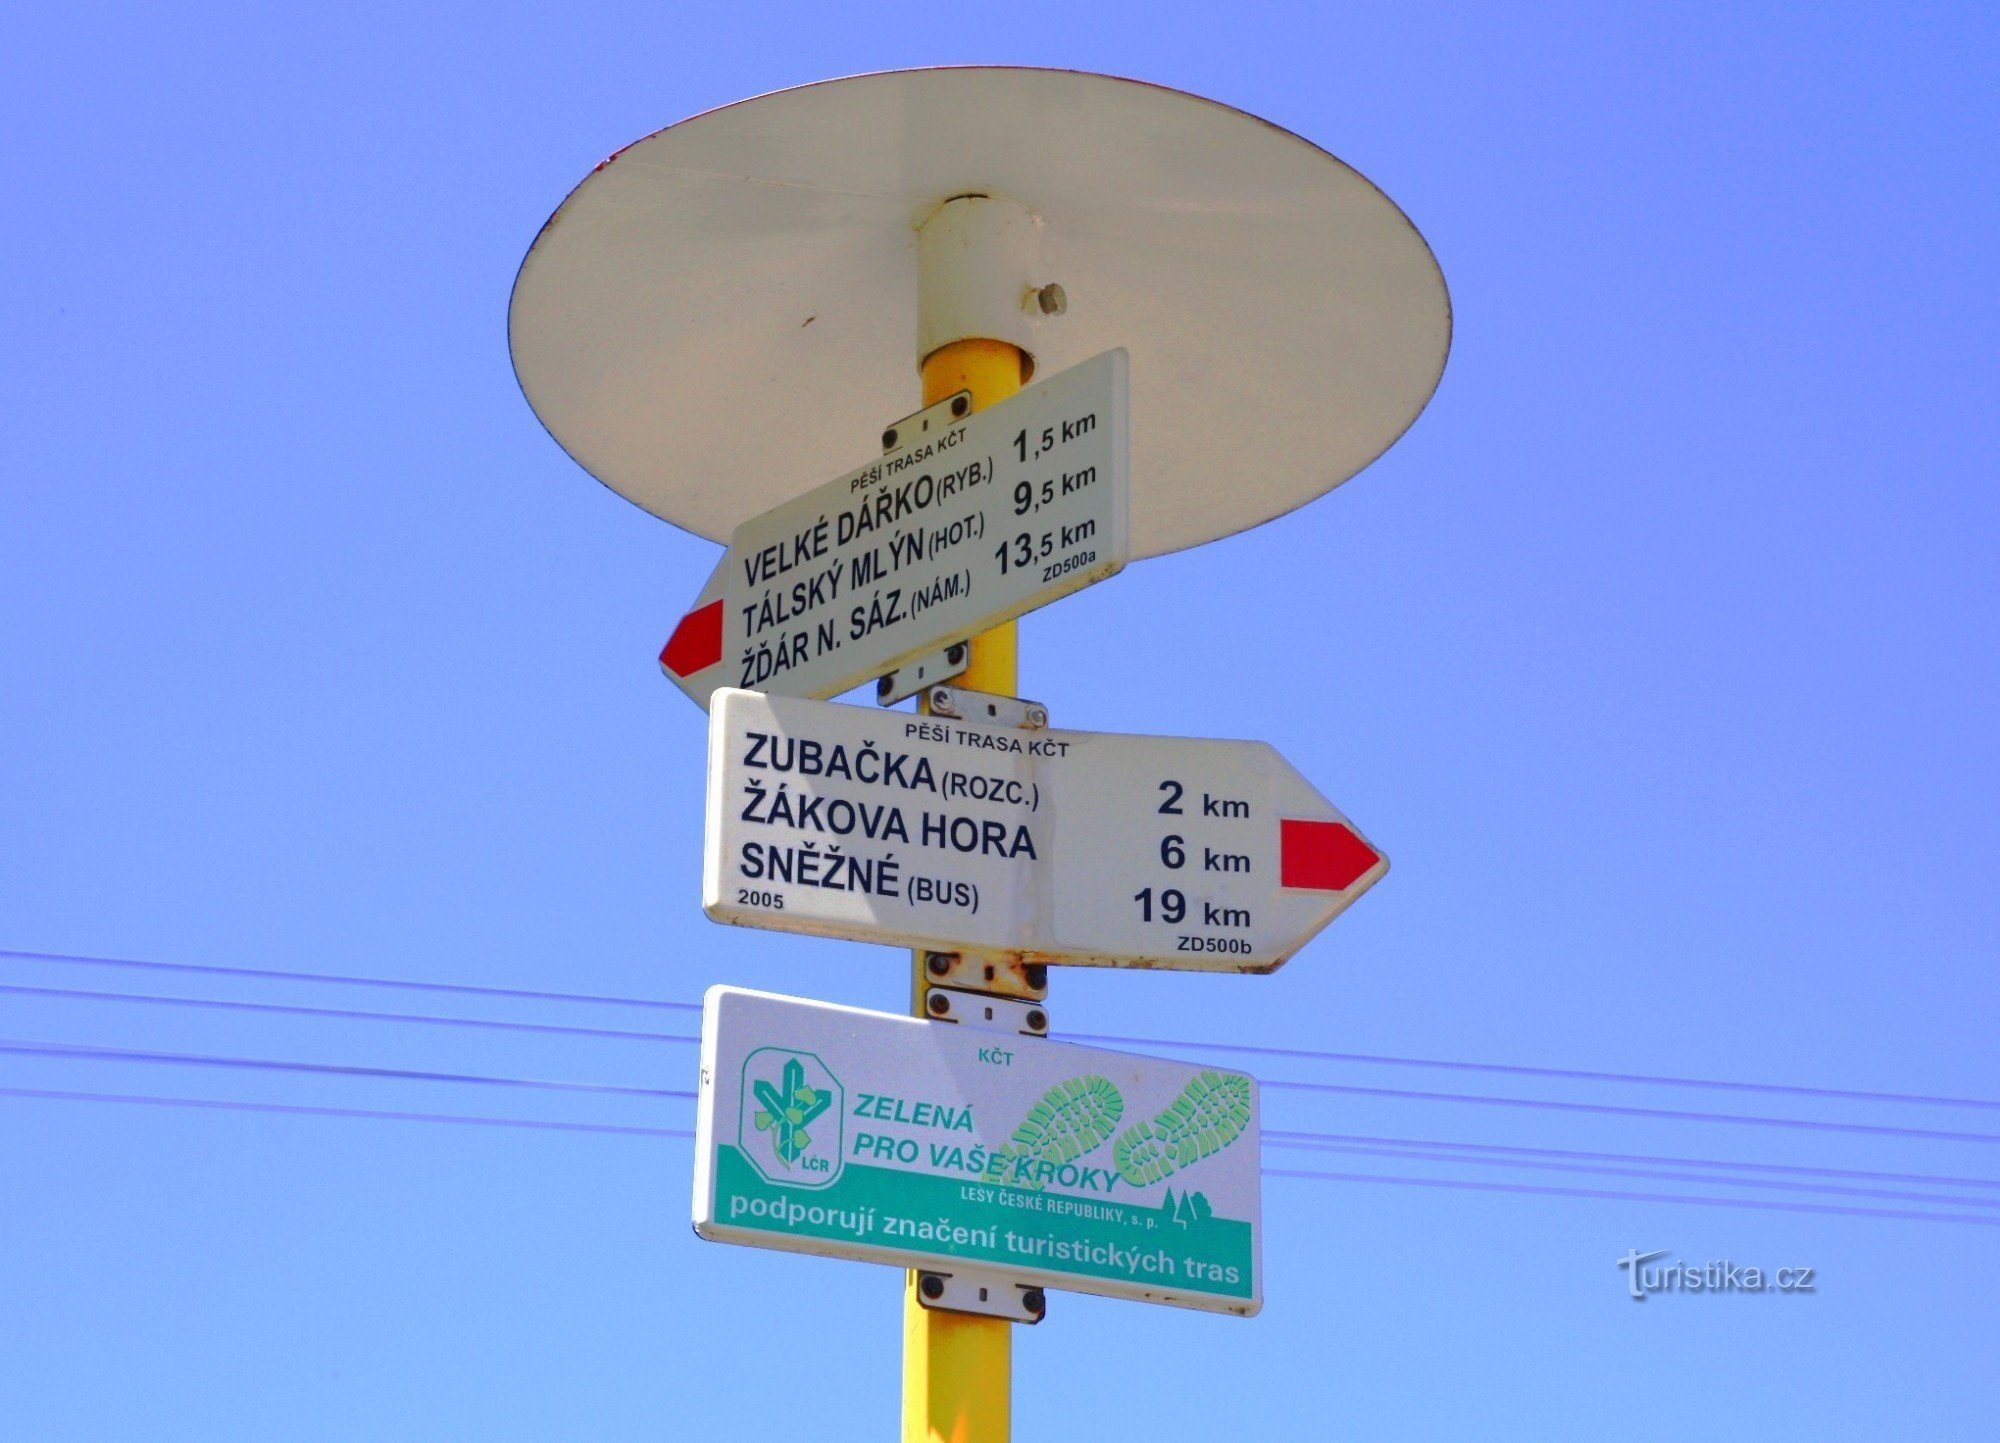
927,991 -> 951,1018
1024,963 -> 1047,990
925,952 -> 952,978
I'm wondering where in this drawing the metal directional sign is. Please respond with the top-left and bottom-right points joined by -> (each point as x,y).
660,350 -> 1128,710
693,986 -> 1263,1315
703,689 -> 1387,972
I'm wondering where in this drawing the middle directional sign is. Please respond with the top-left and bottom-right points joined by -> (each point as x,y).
703,689 -> 1389,972
660,349 -> 1129,710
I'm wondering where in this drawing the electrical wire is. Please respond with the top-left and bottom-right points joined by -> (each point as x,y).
0,1039 -> 693,1101
0,947 -> 701,1012
1066,1029 -> 2000,1110
0,1085 -> 691,1139
1263,1136 -> 2000,1210
13,946 -> 1991,1116
13,1023 -> 1998,1201
14,977 -> 1989,1146
0,983 -> 700,1046
1264,1165 -> 2000,1227
1260,1128 -> 2000,1192
1257,1075 -> 2000,1144
6,1083 -> 1995,1228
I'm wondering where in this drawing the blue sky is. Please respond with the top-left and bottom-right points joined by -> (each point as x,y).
3,2 -> 1996,1438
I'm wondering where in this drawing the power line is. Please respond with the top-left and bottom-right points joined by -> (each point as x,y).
14,946 -> 1991,1118
0,948 -> 702,1013
0,1085 -> 692,1140
1264,1136 -> 2000,1210
1262,1128 -> 2000,1192
6,1083 -> 1992,1228
13,1031 -> 1993,1204
22,974 -> 1993,1149
1258,1075 -> 2000,1145
1067,1030 -> 2000,1111
13,1016 -> 1996,1201
18,1010 -> 1984,1155
1264,1166 -> 2000,1227
0,983 -> 701,1046
0,1039 -> 694,1101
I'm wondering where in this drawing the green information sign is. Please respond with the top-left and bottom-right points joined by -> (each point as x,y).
693,987 -> 1262,1315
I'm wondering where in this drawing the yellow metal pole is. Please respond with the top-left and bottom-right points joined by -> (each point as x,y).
902,335 -> 1025,1443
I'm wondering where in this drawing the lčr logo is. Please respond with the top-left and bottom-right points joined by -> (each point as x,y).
739,1048 -> 843,1187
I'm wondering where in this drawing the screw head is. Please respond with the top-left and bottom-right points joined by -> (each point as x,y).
920,1274 -> 945,1301
1022,1288 -> 1046,1315
927,992 -> 950,1017
946,642 -> 966,666
882,427 -> 898,450
1025,1008 -> 1048,1033
876,675 -> 894,700
1023,963 -> 1047,990
926,952 -> 952,977
951,395 -> 970,417
930,686 -> 953,713
1025,706 -> 1048,728
1034,284 -> 1067,316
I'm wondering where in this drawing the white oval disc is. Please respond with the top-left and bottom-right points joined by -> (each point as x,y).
509,66 -> 1451,559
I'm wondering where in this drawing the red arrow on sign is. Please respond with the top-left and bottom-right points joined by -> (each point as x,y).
662,599 -> 724,678
1279,819 -> 1380,892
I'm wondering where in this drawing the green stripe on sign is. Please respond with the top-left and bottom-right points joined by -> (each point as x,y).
713,1145 -> 1254,1300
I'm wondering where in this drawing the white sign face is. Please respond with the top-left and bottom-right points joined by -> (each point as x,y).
692,986 -> 1262,1315
660,350 -> 1128,710
703,690 -> 1388,972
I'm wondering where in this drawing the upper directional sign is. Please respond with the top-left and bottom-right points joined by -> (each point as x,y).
660,350 -> 1128,710
703,689 -> 1388,973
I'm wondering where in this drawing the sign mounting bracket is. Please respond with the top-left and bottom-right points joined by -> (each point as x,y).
916,1268 -> 1047,1325
921,986 -> 1048,1037
876,640 -> 969,706
921,949 -> 1047,1002
925,685 -> 1047,730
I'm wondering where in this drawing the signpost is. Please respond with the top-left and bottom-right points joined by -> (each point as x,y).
694,986 -> 1263,1315
704,687 -> 1387,972
659,350 -> 1128,710
510,64 -> 1450,1443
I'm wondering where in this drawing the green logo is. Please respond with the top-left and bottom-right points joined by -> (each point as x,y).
739,1048 -> 843,1187
755,1056 -> 832,1164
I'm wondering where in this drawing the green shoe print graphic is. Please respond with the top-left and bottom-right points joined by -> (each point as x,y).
994,1075 -> 1124,1190
1114,1070 -> 1253,1188
752,1055 -> 833,1168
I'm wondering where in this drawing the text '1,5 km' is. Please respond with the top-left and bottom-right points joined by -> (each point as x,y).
661,350 -> 1129,710
703,689 -> 1388,972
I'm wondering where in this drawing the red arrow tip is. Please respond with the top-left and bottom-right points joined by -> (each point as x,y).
1280,819 -> 1380,892
660,599 -> 725,678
